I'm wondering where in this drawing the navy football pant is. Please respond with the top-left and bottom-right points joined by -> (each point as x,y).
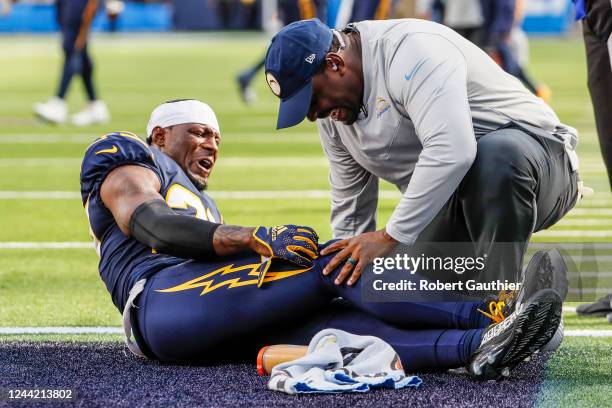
56,0 -> 97,101
57,26 -> 96,101
134,250 -> 488,370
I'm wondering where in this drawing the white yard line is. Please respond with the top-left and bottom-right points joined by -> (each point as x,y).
1,156 -> 611,172
4,241 -> 612,250
0,326 -> 610,337
0,191 -> 81,199
560,255 -> 612,261
0,133 -> 319,145
0,157 -> 332,167
568,288 -> 612,294
569,209 -> 612,216
0,327 -> 123,334
0,190 -> 402,200
0,158 -> 81,166
529,243 -> 612,249
556,219 -> 612,227
535,230 -> 612,237
565,330 -> 612,337
4,190 -> 612,208
570,272 -> 612,277
0,242 -> 92,249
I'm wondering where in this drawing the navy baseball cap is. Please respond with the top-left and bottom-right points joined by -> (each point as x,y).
265,18 -> 333,129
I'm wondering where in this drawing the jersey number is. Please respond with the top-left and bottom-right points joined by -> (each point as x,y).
165,184 -> 217,222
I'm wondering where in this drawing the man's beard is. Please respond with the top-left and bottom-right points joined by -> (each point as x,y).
337,102 -> 361,125
187,173 -> 207,192
343,106 -> 360,125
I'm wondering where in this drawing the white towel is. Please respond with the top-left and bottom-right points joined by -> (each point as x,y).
268,329 -> 422,394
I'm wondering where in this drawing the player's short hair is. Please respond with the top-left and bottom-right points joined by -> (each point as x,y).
146,99 -> 197,144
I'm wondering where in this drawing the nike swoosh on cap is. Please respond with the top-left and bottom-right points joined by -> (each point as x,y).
95,145 -> 118,155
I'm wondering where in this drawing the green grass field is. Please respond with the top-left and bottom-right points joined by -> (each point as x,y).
0,33 -> 610,407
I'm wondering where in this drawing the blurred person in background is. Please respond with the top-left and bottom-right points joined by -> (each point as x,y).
480,0 -> 550,102
105,0 -> 125,32
332,0 -> 395,29
33,0 -> 110,126
217,0 -> 260,30
417,0 -> 550,102
573,0 -> 612,321
415,0 -> 483,44
236,0 -> 326,104
0,0 -> 14,16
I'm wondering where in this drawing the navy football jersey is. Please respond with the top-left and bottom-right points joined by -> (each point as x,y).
80,131 -> 223,311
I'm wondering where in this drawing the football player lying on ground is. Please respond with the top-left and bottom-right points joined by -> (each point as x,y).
80,99 -> 565,380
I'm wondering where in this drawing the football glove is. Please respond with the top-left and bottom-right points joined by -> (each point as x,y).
252,225 -> 319,267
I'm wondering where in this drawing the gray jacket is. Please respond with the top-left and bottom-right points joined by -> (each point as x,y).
317,19 -> 578,244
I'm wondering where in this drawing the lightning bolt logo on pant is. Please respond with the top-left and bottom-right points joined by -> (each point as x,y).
156,262 -> 312,296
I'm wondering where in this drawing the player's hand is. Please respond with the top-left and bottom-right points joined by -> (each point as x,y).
320,229 -> 397,286
251,225 -> 319,267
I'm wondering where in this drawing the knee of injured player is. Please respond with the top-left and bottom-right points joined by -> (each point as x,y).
313,239 -> 343,275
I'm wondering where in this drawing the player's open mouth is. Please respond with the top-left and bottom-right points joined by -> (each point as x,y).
197,158 -> 213,172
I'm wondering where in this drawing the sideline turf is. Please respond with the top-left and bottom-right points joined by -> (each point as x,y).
537,337 -> 612,408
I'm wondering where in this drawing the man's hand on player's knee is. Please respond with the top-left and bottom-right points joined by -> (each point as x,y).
321,229 -> 397,286
251,225 -> 319,267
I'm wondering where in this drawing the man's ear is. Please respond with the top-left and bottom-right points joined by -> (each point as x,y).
151,126 -> 166,147
325,53 -> 345,74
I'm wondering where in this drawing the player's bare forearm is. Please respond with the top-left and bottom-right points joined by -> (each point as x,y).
213,225 -> 255,256
213,225 -> 275,258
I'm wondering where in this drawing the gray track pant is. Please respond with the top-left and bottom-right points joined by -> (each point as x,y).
416,122 -> 579,282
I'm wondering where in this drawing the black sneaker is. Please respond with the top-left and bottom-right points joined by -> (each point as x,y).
468,289 -> 562,380
521,249 -> 568,303
478,249 -> 569,323
576,293 -> 612,317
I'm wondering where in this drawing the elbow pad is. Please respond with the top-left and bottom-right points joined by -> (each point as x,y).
129,199 -> 220,259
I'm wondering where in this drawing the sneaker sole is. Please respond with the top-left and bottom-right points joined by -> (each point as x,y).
520,250 -> 568,305
546,249 -> 569,301
576,308 -> 612,317
471,289 -> 561,380
541,319 -> 564,352
33,110 -> 66,125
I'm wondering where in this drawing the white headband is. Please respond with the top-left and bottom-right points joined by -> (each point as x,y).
146,100 -> 220,137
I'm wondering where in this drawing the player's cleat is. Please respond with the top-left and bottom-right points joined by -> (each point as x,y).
541,319 -> 564,352
576,293 -> 612,317
516,249 -> 569,306
71,100 -> 110,126
468,289 -> 562,380
33,96 -> 68,124
478,249 -> 569,324
237,74 -> 256,105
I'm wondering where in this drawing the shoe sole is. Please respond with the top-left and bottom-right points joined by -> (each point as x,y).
541,319 -> 564,352
517,250 -> 568,311
576,310 -> 612,317
545,249 -> 569,301
33,110 -> 66,125
471,289 -> 561,380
